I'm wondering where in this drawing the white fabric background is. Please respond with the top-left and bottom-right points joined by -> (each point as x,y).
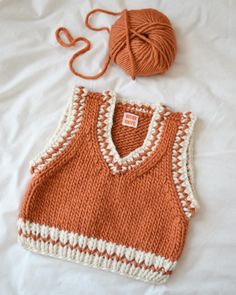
0,0 -> 236,294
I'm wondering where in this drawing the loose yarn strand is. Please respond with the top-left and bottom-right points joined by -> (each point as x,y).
55,9 -> 123,80
85,8 -> 123,33
123,9 -> 136,80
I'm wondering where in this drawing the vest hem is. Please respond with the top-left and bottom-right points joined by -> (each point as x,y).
17,218 -> 176,284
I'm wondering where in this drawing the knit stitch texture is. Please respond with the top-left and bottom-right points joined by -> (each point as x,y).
17,86 -> 198,284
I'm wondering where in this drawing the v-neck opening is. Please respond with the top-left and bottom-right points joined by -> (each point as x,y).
107,92 -> 162,163
111,105 -> 152,158
96,90 -> 169,174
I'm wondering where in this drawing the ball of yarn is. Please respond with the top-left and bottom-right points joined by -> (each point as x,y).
109,9 -> 177,79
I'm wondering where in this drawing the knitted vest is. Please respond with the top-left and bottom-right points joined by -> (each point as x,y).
17,86 -> 198,284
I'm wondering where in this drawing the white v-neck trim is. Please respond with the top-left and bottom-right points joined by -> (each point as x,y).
105,91 -> 163,163
97,90 -> 169,174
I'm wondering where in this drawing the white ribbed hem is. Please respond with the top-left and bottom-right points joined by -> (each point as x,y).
17,219 -> 176,284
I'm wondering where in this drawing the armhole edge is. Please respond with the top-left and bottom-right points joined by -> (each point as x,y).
29,86 -> 87,175
172,112 -> 199,220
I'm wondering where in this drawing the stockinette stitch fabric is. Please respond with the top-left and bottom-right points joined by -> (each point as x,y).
55,8 -> 177,80
17,86 -> 199,284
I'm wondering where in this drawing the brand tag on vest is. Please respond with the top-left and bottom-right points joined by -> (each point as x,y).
122,112 -> 139,128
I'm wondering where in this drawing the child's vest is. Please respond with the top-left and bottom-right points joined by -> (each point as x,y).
17,86 -> 198,284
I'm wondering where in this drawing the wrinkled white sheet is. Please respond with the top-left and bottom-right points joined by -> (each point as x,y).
1,0 -> 236,294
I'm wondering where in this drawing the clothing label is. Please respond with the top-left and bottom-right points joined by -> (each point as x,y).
122,112 -> 139,128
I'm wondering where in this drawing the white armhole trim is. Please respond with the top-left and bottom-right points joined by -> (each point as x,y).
30,86 -> 87,175
172,112 -> 199,219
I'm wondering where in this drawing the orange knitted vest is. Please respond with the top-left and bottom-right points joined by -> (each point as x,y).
17,86 -> 198,284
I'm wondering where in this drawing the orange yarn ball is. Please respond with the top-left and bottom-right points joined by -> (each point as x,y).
56,8 -> 177,80
109,9 -> 177,79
